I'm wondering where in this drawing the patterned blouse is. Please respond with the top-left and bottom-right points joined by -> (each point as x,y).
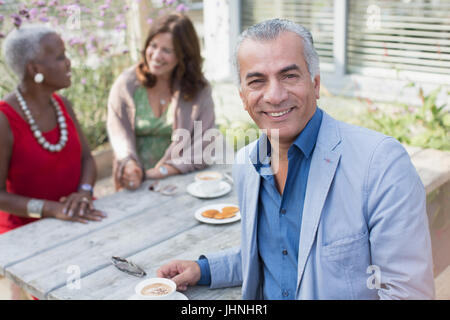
133,86 -> 172,170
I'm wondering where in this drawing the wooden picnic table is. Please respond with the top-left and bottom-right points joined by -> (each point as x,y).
0,164 -> 242,300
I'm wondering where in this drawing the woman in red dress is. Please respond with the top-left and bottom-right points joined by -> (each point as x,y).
0,24 -> 107,297
0,23 -> 107,231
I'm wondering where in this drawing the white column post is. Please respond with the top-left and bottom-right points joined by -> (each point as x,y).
203,0 -> 241,82
333,0 -> 348,77
126,0 -> 152,62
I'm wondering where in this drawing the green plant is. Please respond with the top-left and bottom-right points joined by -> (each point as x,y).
359,85 -> 450,151
60,53 -> 132,148
0,0 -> 189,150
219,119 -> 260,151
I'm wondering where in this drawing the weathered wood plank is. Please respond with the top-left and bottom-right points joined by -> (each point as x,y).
0,185 -> 166,277
403,145 -> 422,157
410,148 -> 450,194
48,222 -> 242,300
0,165 -> 231,276
2,165 -> 237,299
5,189 -> 238,299
435,264 -> 450,300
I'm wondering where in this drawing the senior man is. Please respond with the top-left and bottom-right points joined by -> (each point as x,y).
157,19 -> 434,299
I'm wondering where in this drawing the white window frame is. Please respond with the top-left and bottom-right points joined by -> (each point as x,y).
324,0 -> 449,106
203,0 -> 450,106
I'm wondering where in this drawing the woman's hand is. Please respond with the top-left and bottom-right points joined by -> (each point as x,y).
146,164 -> 181,180
44,196 -> 107,224
59,192 -> 94,217
121,160 -> 143,190
145,167 -> 163,180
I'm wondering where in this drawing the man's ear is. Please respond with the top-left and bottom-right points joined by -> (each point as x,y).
313,75 -> 321,100
239,89 -> 248,111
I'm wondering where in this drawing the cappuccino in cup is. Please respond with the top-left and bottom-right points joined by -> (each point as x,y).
195,171 -> 223,194
141,283 -> 173,296
135,278 -> 176,299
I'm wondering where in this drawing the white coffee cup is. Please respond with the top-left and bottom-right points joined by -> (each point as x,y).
195,171 -> 223,194
135,277 -> 176,300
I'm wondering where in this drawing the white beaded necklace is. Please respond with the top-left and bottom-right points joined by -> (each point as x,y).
15,88 -> 68,152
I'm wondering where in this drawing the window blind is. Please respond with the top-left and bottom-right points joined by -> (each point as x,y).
241,0 -> 335,69
347,0 -> 450,76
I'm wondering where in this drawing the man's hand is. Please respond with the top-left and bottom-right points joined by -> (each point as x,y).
157,260 -> 201,291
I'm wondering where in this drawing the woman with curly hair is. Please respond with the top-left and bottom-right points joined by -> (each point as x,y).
107,12 -> 215,190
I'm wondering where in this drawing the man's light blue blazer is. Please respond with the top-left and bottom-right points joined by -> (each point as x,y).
204,111 -> 435,299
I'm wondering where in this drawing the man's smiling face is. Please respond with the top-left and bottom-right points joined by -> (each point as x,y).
238,31 -> 320,146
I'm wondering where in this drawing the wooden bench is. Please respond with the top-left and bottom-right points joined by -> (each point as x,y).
405,146 -> 450,299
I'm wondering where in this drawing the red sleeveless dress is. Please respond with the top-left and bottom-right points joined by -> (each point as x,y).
0,94 -> 82,234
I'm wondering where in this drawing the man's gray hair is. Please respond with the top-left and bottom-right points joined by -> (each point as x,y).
2,24 -> 56,80
234,18 -> 320,85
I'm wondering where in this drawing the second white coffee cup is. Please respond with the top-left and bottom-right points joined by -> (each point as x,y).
195,171 -> 223,194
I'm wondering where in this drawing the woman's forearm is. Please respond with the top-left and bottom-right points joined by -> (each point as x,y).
79,154 -> 97,190
0,191 -> 58,219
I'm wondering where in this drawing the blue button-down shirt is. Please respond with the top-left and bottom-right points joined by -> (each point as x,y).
256,108 -> 322,299
197,109 -> 323,299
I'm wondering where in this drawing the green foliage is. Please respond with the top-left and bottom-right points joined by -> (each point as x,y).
0,1 -> 132,150
219,119 -> 260,151
0,0 -> 188,150
0,59 -> 18,95
359,85 -> 450,151
60,53 -> 132,149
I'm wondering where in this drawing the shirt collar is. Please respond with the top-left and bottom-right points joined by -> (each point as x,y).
249,132 -> 272,175
251,107 -> 323,173
291,107 -> 323,159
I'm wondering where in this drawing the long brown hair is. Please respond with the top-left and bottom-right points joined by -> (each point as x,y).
136,12 -> 206,101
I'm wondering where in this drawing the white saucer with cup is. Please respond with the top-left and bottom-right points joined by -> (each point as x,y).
134,277 -> 176,300
194,171 -> 223,194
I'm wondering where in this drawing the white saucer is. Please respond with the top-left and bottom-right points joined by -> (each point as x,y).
187,181 -> 231,199
128,291 -> 188,300
194,203 -> 241,225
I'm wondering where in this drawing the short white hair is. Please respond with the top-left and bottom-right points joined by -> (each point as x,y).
234,18 -> 320,85
2,24 -> 56,80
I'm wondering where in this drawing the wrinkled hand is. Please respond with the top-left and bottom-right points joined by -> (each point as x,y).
157,260 -> 201,291
121,160 -> 143,190
54,192 -> 107,223
59,192 -> 93,217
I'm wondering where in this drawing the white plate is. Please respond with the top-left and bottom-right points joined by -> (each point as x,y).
186,181 -> 232,199
128,291 -> 188,300
194,203 -> 241,225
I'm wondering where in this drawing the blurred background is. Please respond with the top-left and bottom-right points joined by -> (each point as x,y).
0,0 -> 449,299
0,0 -> 449,151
